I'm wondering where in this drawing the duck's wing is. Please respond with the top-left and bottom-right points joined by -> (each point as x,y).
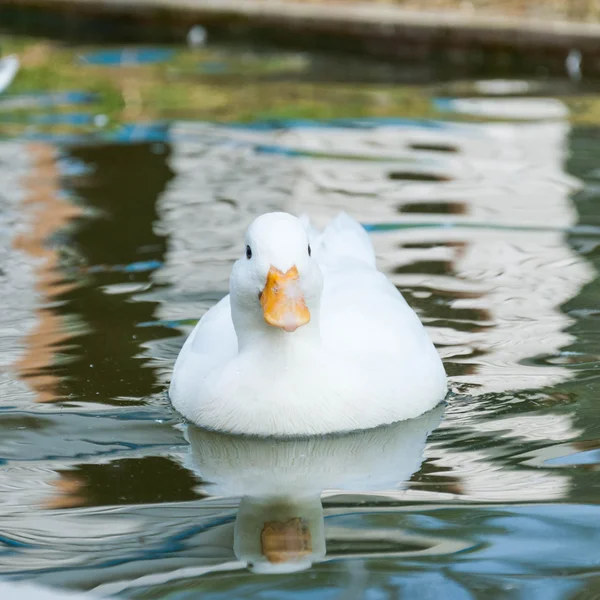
171,295 -> 238,379
313,213 -> 436,364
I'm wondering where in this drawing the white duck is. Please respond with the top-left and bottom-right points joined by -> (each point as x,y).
170,212 -> 446,436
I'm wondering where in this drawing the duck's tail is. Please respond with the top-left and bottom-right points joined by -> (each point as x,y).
299,212 -> 376,268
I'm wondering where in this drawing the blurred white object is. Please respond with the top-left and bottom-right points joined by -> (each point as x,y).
473,79 -> 530,95
437,97 -> 569,120
0,55 -> 19,94
187,25 -> 207,48
94,114 -> 109,128
566,49 -> 582,82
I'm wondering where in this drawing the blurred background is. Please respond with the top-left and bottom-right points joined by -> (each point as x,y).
2,0 -> 600,598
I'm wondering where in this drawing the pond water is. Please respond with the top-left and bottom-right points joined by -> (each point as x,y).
2,36 -> 600,599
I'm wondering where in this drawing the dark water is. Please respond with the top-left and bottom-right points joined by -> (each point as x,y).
2,40 -> 600,599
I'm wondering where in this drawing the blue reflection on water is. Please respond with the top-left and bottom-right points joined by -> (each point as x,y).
0,91 -> 97,110
79,48 -> 176,66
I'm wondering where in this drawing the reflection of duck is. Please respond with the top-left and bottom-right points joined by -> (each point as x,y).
170,212 -> 446,436
184,404 -> 444,573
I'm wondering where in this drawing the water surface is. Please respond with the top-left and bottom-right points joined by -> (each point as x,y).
1,38 -> 600,599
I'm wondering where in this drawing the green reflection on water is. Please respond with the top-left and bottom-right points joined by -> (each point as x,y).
0,36 -> 440,134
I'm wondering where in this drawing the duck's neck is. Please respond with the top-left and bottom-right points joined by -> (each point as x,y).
234,309 -> 322,357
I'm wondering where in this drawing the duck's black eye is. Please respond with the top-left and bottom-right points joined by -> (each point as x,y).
308,244 -> 312,257
246,245 -> 252,259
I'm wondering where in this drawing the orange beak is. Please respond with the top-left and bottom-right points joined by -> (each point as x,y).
260,265 -> 310,332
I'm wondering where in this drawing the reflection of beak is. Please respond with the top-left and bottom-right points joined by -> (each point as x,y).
260,265 -> 310,332
261,518 -> 312,564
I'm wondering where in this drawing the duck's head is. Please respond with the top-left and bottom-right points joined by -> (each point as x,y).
230,212 -> 323,338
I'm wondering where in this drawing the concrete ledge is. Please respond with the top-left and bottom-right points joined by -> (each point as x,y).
2,0 -> 600,73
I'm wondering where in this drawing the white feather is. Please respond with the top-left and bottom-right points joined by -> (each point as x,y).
0,55 -> 19,94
